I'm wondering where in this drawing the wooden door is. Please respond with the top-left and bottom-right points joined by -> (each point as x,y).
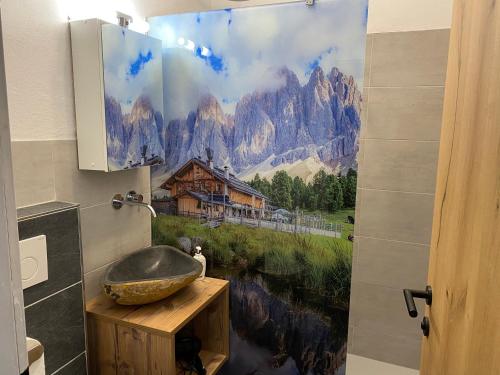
420,0 -> 500,374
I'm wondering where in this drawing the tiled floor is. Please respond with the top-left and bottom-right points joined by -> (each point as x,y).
347,354 -> 419,375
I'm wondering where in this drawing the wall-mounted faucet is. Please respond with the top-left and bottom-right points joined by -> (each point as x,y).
112,191 -> 157,218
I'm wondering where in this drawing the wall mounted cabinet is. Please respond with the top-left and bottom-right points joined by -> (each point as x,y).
70,19 -> 164,172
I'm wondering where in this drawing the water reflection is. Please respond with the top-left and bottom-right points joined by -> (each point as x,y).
210,268 -> 348,375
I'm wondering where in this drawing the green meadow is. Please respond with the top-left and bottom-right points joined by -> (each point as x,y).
152,214 -> 353,306
303,208 -> 355,240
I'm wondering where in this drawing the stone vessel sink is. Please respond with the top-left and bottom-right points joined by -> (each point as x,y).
103,245 -> 202,305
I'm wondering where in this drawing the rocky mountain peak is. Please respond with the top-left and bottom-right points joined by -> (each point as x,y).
154,65 -> 362,180
197,94 -> 226,124
129,95 -> 155,124
328,67 -> 362,111
306,66 -> 334,103
275,66 -> 301,90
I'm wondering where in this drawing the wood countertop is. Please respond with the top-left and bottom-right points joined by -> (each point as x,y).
86,277 -> 229,336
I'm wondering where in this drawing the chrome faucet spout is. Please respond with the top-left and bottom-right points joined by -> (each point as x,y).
112,191 -> 157,218
144,203 -> 157,218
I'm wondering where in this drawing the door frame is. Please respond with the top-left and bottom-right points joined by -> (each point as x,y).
0,10 -> 28,375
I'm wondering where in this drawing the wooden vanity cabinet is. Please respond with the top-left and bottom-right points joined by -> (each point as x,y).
86,278 -> 229,375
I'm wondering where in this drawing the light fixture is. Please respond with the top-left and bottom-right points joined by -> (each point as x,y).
117,11 -> 133,28
61,0 -> 150,34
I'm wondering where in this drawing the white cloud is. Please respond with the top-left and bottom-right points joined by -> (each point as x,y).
102,25 -> 163,113
148,0 -> 368,122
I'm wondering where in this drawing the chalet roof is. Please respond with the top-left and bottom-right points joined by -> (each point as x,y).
162,158 -> 269,200
180,190 -> 234,205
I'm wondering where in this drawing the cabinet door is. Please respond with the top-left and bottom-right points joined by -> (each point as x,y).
101,24 -> 164,171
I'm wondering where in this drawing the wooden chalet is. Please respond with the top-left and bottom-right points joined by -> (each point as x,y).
160,157 -> 268,218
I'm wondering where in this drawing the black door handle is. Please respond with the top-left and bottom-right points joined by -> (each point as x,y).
421,317 -> 430,337
403,285 -> 432,318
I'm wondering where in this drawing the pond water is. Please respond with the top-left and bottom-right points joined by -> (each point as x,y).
208,266 -> 348,375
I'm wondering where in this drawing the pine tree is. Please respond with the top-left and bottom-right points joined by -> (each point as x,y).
326,174 -> 344,212
342,168 -> 357,208
312,170 -> 329,210
291,176 -> 307,209
271,171 -> 293,210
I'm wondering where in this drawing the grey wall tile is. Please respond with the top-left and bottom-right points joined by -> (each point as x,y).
355,139 -> 366,189
80,203 -> 151,274
349,28 -> 449,369
359,90 -> 368,140
53,140 -> 150,209
349,281 -> 424,340
353,237 -> 429,290
363,35 -> 373,87
360,140 -> 439,194
11,140 -> 55,207
357,189 -> 434,244
370,29 -> 450,87
83,263 -> 109,301
364,87 -> 444,141
350,325 -> 422,369
19,208 -> 82,306
48,139 -> 152,304
80,204 -> 122,274
25,283 -> 85,374
353,188 -> 363,237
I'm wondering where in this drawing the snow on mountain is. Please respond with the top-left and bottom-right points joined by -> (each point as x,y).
238,152 -> 338,184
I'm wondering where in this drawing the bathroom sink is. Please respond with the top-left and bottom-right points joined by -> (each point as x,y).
103,245 -> 202,305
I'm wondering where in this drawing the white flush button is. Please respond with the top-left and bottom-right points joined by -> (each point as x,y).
21,257 -> 38,281
19,235 -> 48,290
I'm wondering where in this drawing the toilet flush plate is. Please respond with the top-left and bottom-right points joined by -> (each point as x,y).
19,235 -> 48,290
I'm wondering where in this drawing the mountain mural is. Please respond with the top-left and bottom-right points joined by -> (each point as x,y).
105,94 -> 165,169
101,24 -> 163,171
153,65 -> 362,185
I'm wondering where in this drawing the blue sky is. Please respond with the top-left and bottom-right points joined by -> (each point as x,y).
128,50 -> 154,77
149,0 -> 368,122
102,24 -> 163,114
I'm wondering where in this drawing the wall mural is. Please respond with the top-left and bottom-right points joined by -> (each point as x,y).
101,25 -> 164,170
149,1 -> 367,373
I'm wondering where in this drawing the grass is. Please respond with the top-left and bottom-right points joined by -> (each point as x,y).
152,215 -> 353,305
302,209 -> 355,241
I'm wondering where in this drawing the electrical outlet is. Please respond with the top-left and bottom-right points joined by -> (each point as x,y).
19,235 -> 48,290
306,0 -> 314,5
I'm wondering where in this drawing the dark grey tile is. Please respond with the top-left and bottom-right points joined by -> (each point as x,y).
19,208 -> 82,306
56,352 -> 87,375
17,201 -> 79,221
25,283 -> 85,374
